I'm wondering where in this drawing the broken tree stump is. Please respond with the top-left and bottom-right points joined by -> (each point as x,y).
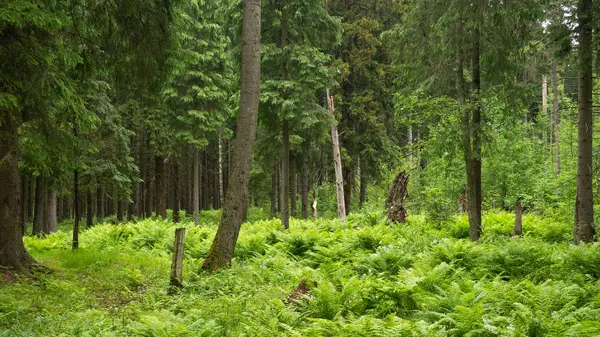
386,171 -> 409,223
170,228 -> 186,287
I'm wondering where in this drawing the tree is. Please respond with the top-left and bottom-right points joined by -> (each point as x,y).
574,0 -> 595,243
259,0 -> 341,228
202,0 -> 262,271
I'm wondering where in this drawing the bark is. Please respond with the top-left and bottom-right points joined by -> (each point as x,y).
328,89 -> 346,221
73,170 -> 80,249
173,163 -> 180,223
290,161 -> 297,217
513,200 -> 523,236
270,163 -> 277,219
44,189 -> 57,233
342,165 -> 354,216
465,6 -> 482,242
33,177 -> 45,236
359,159 -> 367,208
282,120 -> 290,228
574,0 -> 595,243
194,150 -> 200,226
202,151 -> 208,210
280,9 -> 290,229
542,75 -> 548,118
553,61 -> 560,175
218,135 -> 224,206
277,161 -> 281,212
0,114 -> 35,272
96,187 -> 104,219
202,0 -> 261,271
117,200 -> 124,222
20,175 -> 28,235
301,160 -> 309,219
386,171 -> 409,223
86,191 -> 93,228
155,156 -> 167,219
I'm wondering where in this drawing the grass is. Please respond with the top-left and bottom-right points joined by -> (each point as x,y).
2,209 -> 600,336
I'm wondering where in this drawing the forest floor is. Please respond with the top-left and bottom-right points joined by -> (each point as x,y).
1,210 -> 600,336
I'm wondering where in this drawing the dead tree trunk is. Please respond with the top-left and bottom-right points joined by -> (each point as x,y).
328,89 -> 346,222
386,171 -> 409,224
513,200 -> 523,236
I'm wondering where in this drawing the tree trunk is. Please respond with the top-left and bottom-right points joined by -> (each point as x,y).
202,151 -> 208,210
86,191 -> 93,228
290,160 -> 297,217
73,170 -> 80,250
117,200 -> 124,222
513,200 -> 523,236
301,160 -> 309,219
33,177 -> 45,236
0,115 -> 36,272
194,150 -> 200,226
342,165 -> 354,216
96,187 -> 104,219
574,0 -> 595,243
280,9 -> 290,229
20,175 -> 28,236
45,189 -> 57,233
218,135 -> 224,207
277,161 -> 281,212
359,159 -> 367,208
155,156 -> 167,219
270,163 -> 277,219
466,6 -> 482,242
202,0 -> 261,271
281,120 -> 290,229
173,163 -> 180,223
386,171 -> 409,223
553,61 -> 560,175
328,89 -> 346,222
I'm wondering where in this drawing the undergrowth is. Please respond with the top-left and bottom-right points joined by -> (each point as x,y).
2,210 -> 600,336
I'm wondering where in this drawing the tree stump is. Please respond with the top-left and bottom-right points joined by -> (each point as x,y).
170,228 -> 186,287
386,171 -> 408,223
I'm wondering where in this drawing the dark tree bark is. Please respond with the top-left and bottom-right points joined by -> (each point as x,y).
342,165 -> 354,216
281,120 -> 290,229
155,156 -> 167,219
386,171 -> 409,223
574,0 -> 595,243
86,191 -> 94,228
73,172 -> 80,249
552,61 -> 560,175
202,0 -> 261,271
117,200 -> 124,222
280,7 -> 290,229
173,163 -> 180,223
270,163 -> 277,219
96,187 -> 104,219
202,151 -> 208,210
194,150 -> 200,226
277,161 -> 281,212
359,159 -> 367,208
465,6 -> 482,242
33,177 -> 45,236
45,189 -> 57,233
301,160 -> 309,219
290,160 -> 297,218
20,175 -> 29,235
513,200 -> 523,236
0,114 -> 36,272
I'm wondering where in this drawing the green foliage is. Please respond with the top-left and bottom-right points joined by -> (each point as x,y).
4,211 -> 600,336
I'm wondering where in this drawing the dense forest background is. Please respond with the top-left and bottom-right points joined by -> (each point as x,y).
2,0 -> 599,249
2,0 -> 600,335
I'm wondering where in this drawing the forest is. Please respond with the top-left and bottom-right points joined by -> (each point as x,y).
1,0 -> 600,335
